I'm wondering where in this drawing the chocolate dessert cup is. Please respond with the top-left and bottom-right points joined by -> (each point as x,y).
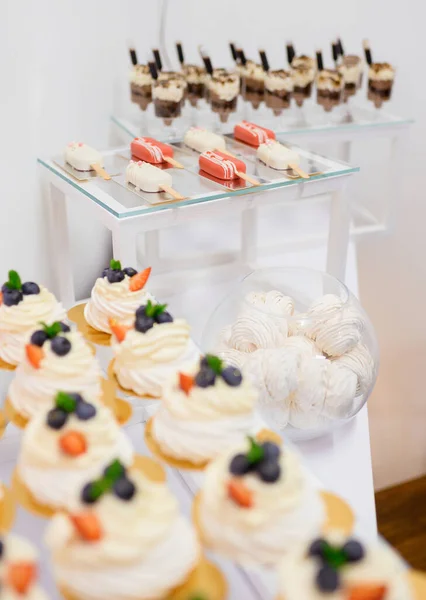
182,64 -> 206,107
239,61 -> 265,109
368,63 -> 395,108
316,69 -> 344,112
129,64 -> 153,111
152,78 -> 184,125
264,69 -> 293,115
207,71 -> 239,123
337,55 -> 363,102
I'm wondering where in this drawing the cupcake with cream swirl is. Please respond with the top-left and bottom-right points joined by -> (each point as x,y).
45,459 -> 215,600
14,391 -> 134,514
0,270 -> 65,367
0,533 -> 48,600
7,322 -> 102,421
110,300 -> 199,398
84,261 -> 154,335
147,355 -> 258,468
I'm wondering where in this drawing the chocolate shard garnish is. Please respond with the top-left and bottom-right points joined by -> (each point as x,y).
363,40 -> 373,66
229,42 -> 238,61
176,42 -> 184,65
259,49 -> 270,72
237,48 -> 247,66
286,43 -> 296,65
316,50 -> 324,72
152,48 -> 163,71
148,61 -> 158,80
129,48 -> 138,66
202,55 -> 214,75
337,38 -> 345,57
332,41 -> 339,63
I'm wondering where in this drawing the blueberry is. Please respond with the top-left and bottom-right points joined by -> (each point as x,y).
343,540 -> 365,563
316,566 -> 339,593
221,366 -> 242,387
22,282 -> 40,295
308,538 -> 326,558
47,408 -> 68,430
123,267 -> 137,277
135,315 -> 155,333
30,330 -> 48,347
67,393 -> 84,404
59,322 -> 71,333
113,477 -> 136,500
195,367 -> 216,388
135,305 -> 147,318
262,442 -> 280,461
51,336 -> 72,356
229,454 -> 251,476
2,289 -> 23,307
81,482 -> 98,504
76,402 -> 97,421
1,283 -> 9,293
199,357 -> 209,368
155,311 -> 173,324
0,539 -> 3,558
257,460 -> 281,483
107,269 -> 125,284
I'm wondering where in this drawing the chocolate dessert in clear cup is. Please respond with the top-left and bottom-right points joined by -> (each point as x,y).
158,71 -> 188,103
129,64 -> 153,111
152,77 -> 184,125
182,64 -> 206,106
368,62 -> 395,107
337,56 -> 364,101
239,60 -> 266,108
264,69 -> 293,115
316,69 -> 344,111
207,70 -> 240,122
290,56 -> 316,106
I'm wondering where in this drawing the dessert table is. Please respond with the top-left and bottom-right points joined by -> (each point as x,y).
38,144 -> 358,308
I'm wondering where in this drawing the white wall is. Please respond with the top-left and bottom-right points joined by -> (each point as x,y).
1,0 -> 425,488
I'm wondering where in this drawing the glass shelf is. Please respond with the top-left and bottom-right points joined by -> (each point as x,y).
38,139 -> 358,220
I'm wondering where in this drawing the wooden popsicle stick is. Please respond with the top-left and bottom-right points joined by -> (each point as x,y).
159,185 -> 186,201
289,163 -> 310,179
163,156 -> 184,169
236,171 -> 261,186
91,163 -> 111,180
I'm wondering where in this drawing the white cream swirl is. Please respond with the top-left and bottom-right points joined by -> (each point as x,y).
84,276 -> 154,334
332,342 -> 375,396
0,534 -> 48,600
46,469 -> 200,600
199,441 -> 324,565
129,65 -> 152,87
0,286 -> 65,366
152,369 -> 258,463
278,532 -> 413,600
8,331 -> 102,419
18,404 -> 134,509
112,321 -> 200,397
369,63 -> 395,81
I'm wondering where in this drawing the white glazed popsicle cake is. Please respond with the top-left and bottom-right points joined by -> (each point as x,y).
257,141 -> 300,170
126,160 -> 172,193
64,142 -> 103,172
183,127 -> 226,153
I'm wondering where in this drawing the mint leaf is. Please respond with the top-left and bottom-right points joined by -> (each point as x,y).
104,460 -> 125,483
322,544 -> 347,569
110,259 -> 122,271
87,481 -> 105,502
55,391 -> 77,413
246,436 -> 265,465
145,300 -> 167,319
41,321 -> 62,338
6,270 -> 22,290
205,354 -> 223,375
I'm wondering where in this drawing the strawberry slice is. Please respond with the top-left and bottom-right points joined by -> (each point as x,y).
70,512 -> 103,542
25,344 -> 44,369
227,479 -> 253,508
347,584 -> 388,600
129,267 -> 151,292
179,372 -> 194,395
0,291 -> 3,305
6,562 -> 37,594
59,431 -> 87,456
108,318 -> 130,342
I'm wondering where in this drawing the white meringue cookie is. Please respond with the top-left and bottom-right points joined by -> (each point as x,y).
245,290 -> 294,316
217,348 -> 248,370
283,336 -> 319,358
332,342 -> 375,396
228,308 -> 288,352
323,362 -> 358,419
289,356 -> 328,429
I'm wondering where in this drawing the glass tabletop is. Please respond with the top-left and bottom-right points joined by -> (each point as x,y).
38,139 -> 359,219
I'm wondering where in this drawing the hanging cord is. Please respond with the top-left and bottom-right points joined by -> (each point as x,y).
158,0 -> 172,70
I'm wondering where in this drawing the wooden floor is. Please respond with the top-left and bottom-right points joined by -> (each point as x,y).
376,475 -> 426,570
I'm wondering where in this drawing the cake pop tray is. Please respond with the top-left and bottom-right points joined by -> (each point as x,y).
52,154 -> 123,182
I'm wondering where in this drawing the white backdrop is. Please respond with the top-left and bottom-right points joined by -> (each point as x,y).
1,0 -> 425,489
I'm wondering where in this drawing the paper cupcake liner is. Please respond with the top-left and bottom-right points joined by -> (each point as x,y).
11,453 -> 165,519
192,489 -> 354,552
107,359 -> 160,400
4,379 -> 132,430
0,409 -> 6,438
59,554 -> 226,600
67,303 -> 111,347
0,356 -> 16,371
0,484 -> 16,532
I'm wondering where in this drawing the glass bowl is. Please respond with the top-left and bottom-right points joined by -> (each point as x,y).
202,267 -> 379,441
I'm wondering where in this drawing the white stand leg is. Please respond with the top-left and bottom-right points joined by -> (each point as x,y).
112,226 -> 138,269
340,140 -> 352,164
144,230 -> 160,268
47,183 -> 75,307
326,184 -> 350,282
241,208 -> 258,265
386,132 -> 408,232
